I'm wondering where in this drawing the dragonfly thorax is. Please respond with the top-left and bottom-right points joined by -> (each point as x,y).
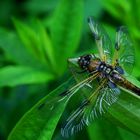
98,62 -> 113,76
78,54 -> 115,77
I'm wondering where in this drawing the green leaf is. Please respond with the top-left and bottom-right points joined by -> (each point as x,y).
8,78 -> 73,140
13,18 -> 48,65
101,0 -> 131,20
118,127 -> 140,140
84,0 -> 102,18
49,0 -> 84,75
88,120 -> 123,140
106,76 -> 140,136
0,66 -> 54,86
37,21 -> 56,70
87,119 -> 140,140
0,28 -> 41,67
24,0 -> 59,15
7,73 -> 140,139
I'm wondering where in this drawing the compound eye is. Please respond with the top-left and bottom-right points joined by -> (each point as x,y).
78,57 -> 84,65
78,55 -> 91,69
79,57 -> 85,64
100,65 -> 104,70
85,54 -> 92,60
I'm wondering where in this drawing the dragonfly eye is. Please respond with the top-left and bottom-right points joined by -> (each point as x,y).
78,54 -> 92,69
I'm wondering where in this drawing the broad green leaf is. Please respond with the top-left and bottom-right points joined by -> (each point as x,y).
8,78 -> 74,140
8,75 -> 140,139
105,76 -> 140,136
87,119 -> 140,140
88,120 -> 123,140
0,66 -> 54,86
49,0 -> 84,75
118,127 -> 140,140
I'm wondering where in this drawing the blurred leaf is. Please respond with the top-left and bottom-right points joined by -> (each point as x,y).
13,18 -> 48,65
49,0 -> 84,75
0,0 -> 15,25
0,28 -> 41,67
8,78 -> 73,140
101,0 -> 140,42
37,21 -> 56,70
24,0 -> 59,15
84,0 -> 102,18
101,0 -> 131,20
0,66 -> 54,86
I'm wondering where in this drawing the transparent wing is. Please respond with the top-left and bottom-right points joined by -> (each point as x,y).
88,16 -> 113,63
61,80 -> 120,137
113,26 -> 135,74
38,72 -> 99,110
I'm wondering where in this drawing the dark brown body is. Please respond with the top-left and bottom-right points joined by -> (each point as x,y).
78,55 -> 140,96
110,72 -> 140,96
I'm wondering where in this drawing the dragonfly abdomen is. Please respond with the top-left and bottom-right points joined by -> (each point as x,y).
98,62 -> 113,76
110,72 -> 140,96
122,79 -> 140,96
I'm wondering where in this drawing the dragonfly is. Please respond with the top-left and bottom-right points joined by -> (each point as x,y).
38,16 -> 140,138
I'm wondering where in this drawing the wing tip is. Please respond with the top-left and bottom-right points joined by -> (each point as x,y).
87,16 -> 91,23
61,120 -> 85,138
87,16 -> 94,24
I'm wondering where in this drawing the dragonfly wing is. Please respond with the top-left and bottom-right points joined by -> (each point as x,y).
88,16 -> 113,63
68,57 -> 100,96
61,80 -> 120,137
38,72 -> 99,112
113,26 -> 135,74
82,81 -> 120,124
99,84 -> 120,112
61,99 -> 90,137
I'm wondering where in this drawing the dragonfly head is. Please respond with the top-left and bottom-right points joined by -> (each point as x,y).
78,54 -> 92,69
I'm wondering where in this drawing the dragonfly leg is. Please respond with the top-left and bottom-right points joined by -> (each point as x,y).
76,69 -> 87,74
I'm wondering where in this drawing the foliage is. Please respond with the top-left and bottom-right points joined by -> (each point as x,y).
0,0 -> 140,140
